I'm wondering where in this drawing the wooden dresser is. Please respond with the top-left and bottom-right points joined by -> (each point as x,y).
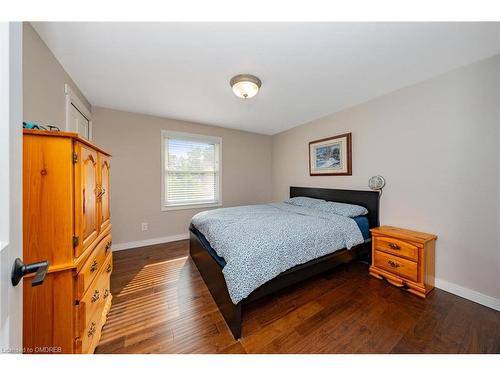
369,226 -> 437,298
23,130 -> 112,354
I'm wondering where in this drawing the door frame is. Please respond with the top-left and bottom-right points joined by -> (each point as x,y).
0,21 -> 23,353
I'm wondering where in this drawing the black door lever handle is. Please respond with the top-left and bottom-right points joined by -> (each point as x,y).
11,258 -> 49,287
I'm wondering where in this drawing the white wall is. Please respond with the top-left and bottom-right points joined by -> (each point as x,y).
272,55 -> 500,303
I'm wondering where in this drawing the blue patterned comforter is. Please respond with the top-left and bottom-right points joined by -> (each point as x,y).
191,202 -> 364,304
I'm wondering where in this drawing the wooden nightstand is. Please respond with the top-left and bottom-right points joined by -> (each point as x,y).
369,226 -> 437,298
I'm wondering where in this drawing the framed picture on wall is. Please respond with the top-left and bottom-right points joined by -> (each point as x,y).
309,132 -> 352,176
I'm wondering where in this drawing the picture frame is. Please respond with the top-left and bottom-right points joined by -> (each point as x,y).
309,132 -> 352,176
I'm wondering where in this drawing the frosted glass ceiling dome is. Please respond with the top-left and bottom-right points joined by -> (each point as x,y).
230,74 -> 262,99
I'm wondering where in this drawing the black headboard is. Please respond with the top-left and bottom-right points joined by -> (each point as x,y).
290,186 -> 380,229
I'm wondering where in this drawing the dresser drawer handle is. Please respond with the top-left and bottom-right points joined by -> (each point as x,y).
388,243 -> 400,250
87,322 -> 96,337
105,241 -> 112,252
388,260 -> 400,268
91,290 -> 100,303
104,289 -> 109,299
106,264 -> 112,273
89,259 -> 98,273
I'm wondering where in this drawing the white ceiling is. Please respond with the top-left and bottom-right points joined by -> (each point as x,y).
32,22 -> 500,135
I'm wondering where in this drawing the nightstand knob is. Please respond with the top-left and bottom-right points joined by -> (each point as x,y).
388,260 -> 400,268
388,243 -> 400,250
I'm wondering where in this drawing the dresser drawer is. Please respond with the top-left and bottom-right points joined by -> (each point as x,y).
374,250 -> 418,282
77,253 -> 112,341
374,236 -> 418,261
80,311 -> 101,354
77,233 -> 112,298
80,301 -> 109,354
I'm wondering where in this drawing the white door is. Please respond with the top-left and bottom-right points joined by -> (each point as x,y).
69,102 -> 90,139
0,22 -> 23,353
65,84 -> 92,140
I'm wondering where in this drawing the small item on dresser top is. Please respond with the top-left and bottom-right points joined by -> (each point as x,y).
23,122 -> 60,131
23,121 -> 45,130
369,226 -> 437,298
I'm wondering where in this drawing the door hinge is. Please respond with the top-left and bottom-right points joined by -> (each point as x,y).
72,151 -> 78,164
72,236 -> 79,248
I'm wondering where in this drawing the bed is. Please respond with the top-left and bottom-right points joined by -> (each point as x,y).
189,186 -> 380,339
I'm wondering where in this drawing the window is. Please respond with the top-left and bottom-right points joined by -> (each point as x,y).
161,130 -> 222,210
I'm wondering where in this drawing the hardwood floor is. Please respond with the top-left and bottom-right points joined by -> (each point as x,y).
95,240 -> 500,354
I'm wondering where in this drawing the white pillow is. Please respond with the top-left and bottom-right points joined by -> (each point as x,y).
283,196 -> 325,208
315,201 -> 368,218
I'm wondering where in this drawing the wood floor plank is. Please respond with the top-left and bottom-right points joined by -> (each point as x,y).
95,240 -> 500,354
240,301 -> 324,353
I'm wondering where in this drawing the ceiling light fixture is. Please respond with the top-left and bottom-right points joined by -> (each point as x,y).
230,74 -> 262,99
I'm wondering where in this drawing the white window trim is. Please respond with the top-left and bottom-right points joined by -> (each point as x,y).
65,83 -> 93,140
161,130 -> 222,211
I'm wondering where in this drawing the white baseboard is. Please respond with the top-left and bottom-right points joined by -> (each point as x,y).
112,233 -> 190,251
435,278 -> 500,311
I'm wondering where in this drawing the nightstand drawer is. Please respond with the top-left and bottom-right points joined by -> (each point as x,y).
374,236 -> 418,261
374,250 -> 418,282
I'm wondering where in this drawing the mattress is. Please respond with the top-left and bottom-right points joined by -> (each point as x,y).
190,214 -> 370,269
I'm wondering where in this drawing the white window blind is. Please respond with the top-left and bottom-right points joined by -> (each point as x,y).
162,131 -> 221,209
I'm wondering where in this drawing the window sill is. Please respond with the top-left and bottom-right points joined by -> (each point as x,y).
161,202 -> 222,212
